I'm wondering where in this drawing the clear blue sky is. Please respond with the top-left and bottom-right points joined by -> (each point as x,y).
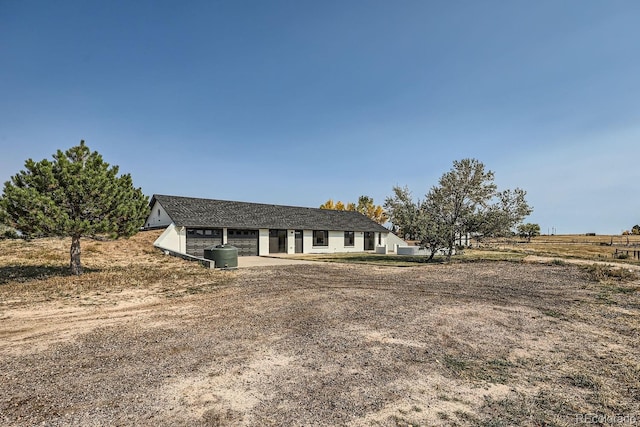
1,1 -> 639,234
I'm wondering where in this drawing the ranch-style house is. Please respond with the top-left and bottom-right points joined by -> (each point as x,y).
145,194 -> 395,257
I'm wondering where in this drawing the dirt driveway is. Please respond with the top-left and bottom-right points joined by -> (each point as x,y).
237,256 -> 318,268
1,261 -> 639,426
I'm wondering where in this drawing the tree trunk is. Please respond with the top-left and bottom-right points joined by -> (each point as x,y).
446,232 -> 455,261
70,235 -> 82,275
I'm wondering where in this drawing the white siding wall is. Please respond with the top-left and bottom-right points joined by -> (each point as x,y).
303,230 -> 388,254
303,230 -> 313,253
155,223 -> 389,257
386,232 -> 407,252
153,223 -> 182,253
258,229 -> 269,256
145,201 -> 173,229
306,230 -> 339,254
353,231 -> 365,251
287,229 -> 296,254
177,226 -> 186,253
377,232 -> 388,249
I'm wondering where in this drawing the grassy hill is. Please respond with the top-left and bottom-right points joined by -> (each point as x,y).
0,230 -> 231,305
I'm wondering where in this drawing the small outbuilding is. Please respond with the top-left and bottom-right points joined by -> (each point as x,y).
145,195 -> 394,258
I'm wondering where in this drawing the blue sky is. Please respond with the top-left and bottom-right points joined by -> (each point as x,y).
1,1 -> 639,234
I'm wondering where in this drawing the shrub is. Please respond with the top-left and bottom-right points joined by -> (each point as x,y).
583,264 -> 637,282
0,226 -> 21,239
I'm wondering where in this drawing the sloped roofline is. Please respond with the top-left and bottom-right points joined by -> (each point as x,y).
149,194 -> 389,232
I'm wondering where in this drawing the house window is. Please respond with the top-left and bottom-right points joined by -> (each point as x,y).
157,208 -> 161,217
378,233 -> 382,245
344,231 -> 354,247
187,228 -> 222,238
313,230 -> 328,246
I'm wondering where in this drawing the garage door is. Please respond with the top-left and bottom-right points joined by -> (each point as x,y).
186,228 -> 223,257
227,229 -> 259,256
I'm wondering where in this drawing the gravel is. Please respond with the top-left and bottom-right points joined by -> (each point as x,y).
1,261 -> 638,426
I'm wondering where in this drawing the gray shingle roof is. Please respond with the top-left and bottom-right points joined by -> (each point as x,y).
151,194 -> 388,232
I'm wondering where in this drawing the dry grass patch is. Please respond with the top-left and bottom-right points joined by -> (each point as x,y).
293,249 -> 528,266
0,230 -> 235,306
482,234 -> 640,265
287,252 -> 446,266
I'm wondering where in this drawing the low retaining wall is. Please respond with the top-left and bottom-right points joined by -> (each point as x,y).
397,246 -> 427,255
396,246 -> 455,256
155,245 -> 214,268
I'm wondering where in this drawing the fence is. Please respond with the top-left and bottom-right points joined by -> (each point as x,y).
614,249 -> 640,260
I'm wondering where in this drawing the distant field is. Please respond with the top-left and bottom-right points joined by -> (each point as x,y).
495,234 -> 640,245
481,234 -> 640,265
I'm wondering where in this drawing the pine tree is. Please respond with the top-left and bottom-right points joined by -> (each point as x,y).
0,140 -> 149,275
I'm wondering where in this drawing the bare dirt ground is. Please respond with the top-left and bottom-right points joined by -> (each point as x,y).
1,253 -> 639,426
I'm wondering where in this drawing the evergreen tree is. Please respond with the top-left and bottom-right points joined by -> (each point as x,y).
0,140 -> 149,275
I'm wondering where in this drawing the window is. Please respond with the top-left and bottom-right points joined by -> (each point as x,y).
187,228 -> 222,238
378,233 -> 382,245
344,231 -> 355,247
227,229 -> 257,237
157,208 -> 161,217
313,230 -> 328,246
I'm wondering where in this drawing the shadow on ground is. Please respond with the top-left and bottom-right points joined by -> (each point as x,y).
0,265 -> 99,285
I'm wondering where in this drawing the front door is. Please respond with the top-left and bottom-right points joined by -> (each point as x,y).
295,230 -> 303,253
364,231 -> 375,250
269,229 -> 287,253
